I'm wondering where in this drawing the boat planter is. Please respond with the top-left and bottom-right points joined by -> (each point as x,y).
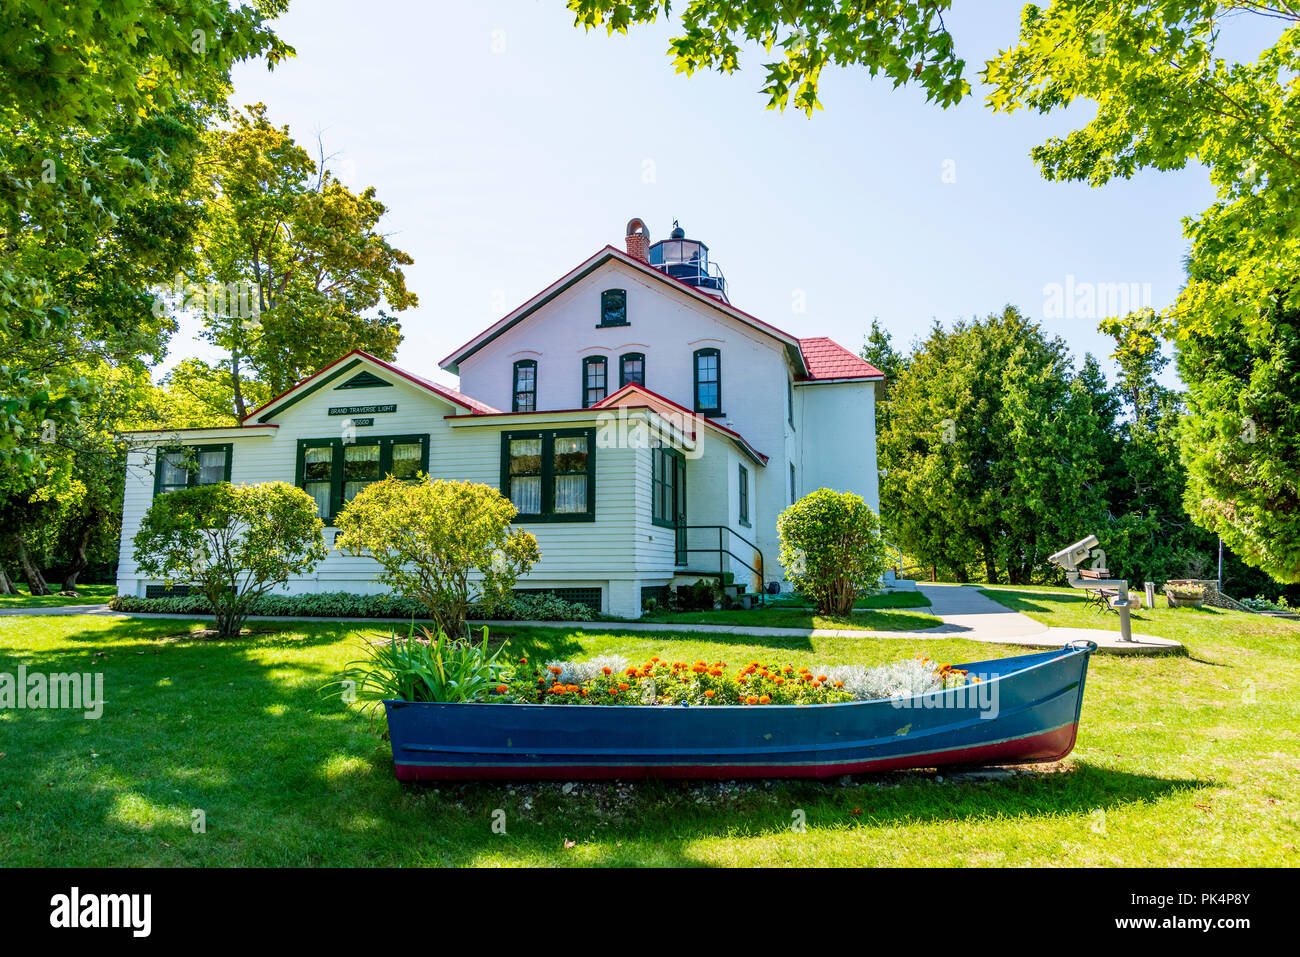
381,642 -> 1096,781
1166,595 -> 1204,608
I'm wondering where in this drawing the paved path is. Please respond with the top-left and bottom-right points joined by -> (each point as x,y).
1,586 -> 1183,654
913,583 -> 1182,654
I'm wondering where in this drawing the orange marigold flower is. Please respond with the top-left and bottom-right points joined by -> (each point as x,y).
618,682 -> 630,691
745,696 -> 759,705
817,675 -> 829,682
758,695 -> 771,704
602,666 -> 612,675
774,677 -> 786,685
625,667 -> 638,676
798,666 -> 809,673
834,681 -> 844,688
495,684 -> 508,693
704,690 -> 716,698
737,676 -> 748,684
549,665 -> 562,674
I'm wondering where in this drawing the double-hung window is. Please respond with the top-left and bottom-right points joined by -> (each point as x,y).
153,444 -> 232,496
582,356 -> 608,407
693,348 -> 721,416
501,428 -> 595,522
651,443 -> 684,528
619,352 -> 645,388
296,434 -> 429,523
738,463 -> 750,526
512,360 -> 537,413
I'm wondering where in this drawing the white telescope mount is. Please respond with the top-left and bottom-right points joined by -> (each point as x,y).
1048,535 -> 1134,643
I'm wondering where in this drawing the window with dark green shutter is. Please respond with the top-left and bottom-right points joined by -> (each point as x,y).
295,434 -> 429,523
619,352 -> 645,388
512,360 -> 537,413
501,429 -> 595,522
738,463 -> 749,525
582,356 -> 608,407
153,444 -> 232,497
651,444 -> 683,528
693,348 -> 721,416
599,289 -> 627,327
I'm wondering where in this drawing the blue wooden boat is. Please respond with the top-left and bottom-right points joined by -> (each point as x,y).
382,642 -> 1095,781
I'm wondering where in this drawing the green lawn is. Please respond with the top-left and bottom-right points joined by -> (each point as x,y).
0,583 -> 116,608
762,591 -> 934,610
979,586 -> 1299,645
1,608 -> 1296,866
635,604 -> 940,632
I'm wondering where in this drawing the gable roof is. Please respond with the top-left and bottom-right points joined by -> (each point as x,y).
242,350 -> 499,424
797,337 -> 885,383
439,246 -> 809,376
594,382 -> 769,466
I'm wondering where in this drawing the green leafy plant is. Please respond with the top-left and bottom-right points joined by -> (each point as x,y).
334,477 -> 539,637
330,624 -> 508,710
132,481 -> 327,638
778,488 -> 888,615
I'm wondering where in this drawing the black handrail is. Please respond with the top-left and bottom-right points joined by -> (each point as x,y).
680,524 -> 766,603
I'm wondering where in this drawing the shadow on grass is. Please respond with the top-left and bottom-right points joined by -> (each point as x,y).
0,618 -> 1209,866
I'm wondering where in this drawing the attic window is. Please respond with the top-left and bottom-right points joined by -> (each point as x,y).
334,370 -> 393,390
599,289 -> 627,327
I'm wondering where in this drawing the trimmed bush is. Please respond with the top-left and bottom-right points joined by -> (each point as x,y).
777,488 -> 889,615
108,590 -> 594,622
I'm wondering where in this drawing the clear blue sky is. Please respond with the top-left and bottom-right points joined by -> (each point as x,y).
171,0 -> 1270,391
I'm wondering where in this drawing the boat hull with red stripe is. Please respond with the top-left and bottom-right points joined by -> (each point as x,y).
383,643 -> 1094,782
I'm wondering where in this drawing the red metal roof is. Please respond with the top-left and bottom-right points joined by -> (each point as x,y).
797,337 -> 885,382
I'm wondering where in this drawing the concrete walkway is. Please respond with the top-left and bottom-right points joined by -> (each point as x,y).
912,583 -> 1182,654
2,585 -> 1183,654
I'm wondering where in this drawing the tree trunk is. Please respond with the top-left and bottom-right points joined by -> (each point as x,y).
231,348 -> 248,421
0,561 -> 17,595
11,533 -> 50,595
61,511 -> 97,592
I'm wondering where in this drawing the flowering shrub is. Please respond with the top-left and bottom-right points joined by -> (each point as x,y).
1164,582 -> 1206,600
495,653 -> 976,706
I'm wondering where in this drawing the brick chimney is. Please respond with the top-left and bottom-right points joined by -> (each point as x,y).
624,217 -> 650,261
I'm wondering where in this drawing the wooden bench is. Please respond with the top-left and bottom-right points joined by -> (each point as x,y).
1078,568 -> 1118,614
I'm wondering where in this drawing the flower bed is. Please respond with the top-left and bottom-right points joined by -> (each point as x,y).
1163,582 -> 1205,607
498,654 -> 978,706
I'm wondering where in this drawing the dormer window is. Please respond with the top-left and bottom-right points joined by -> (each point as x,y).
693,348 -> 721,416
512,360 -> 537,413
619,352 -> 645,388
582,356 -> 608,407
599,289 -> 627,327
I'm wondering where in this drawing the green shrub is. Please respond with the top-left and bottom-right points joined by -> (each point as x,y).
328,625 -> 507,709
132,482 -> 327,638
777,488 -> 888,616
108,589 -> 594,621
333,477 -> 539,637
